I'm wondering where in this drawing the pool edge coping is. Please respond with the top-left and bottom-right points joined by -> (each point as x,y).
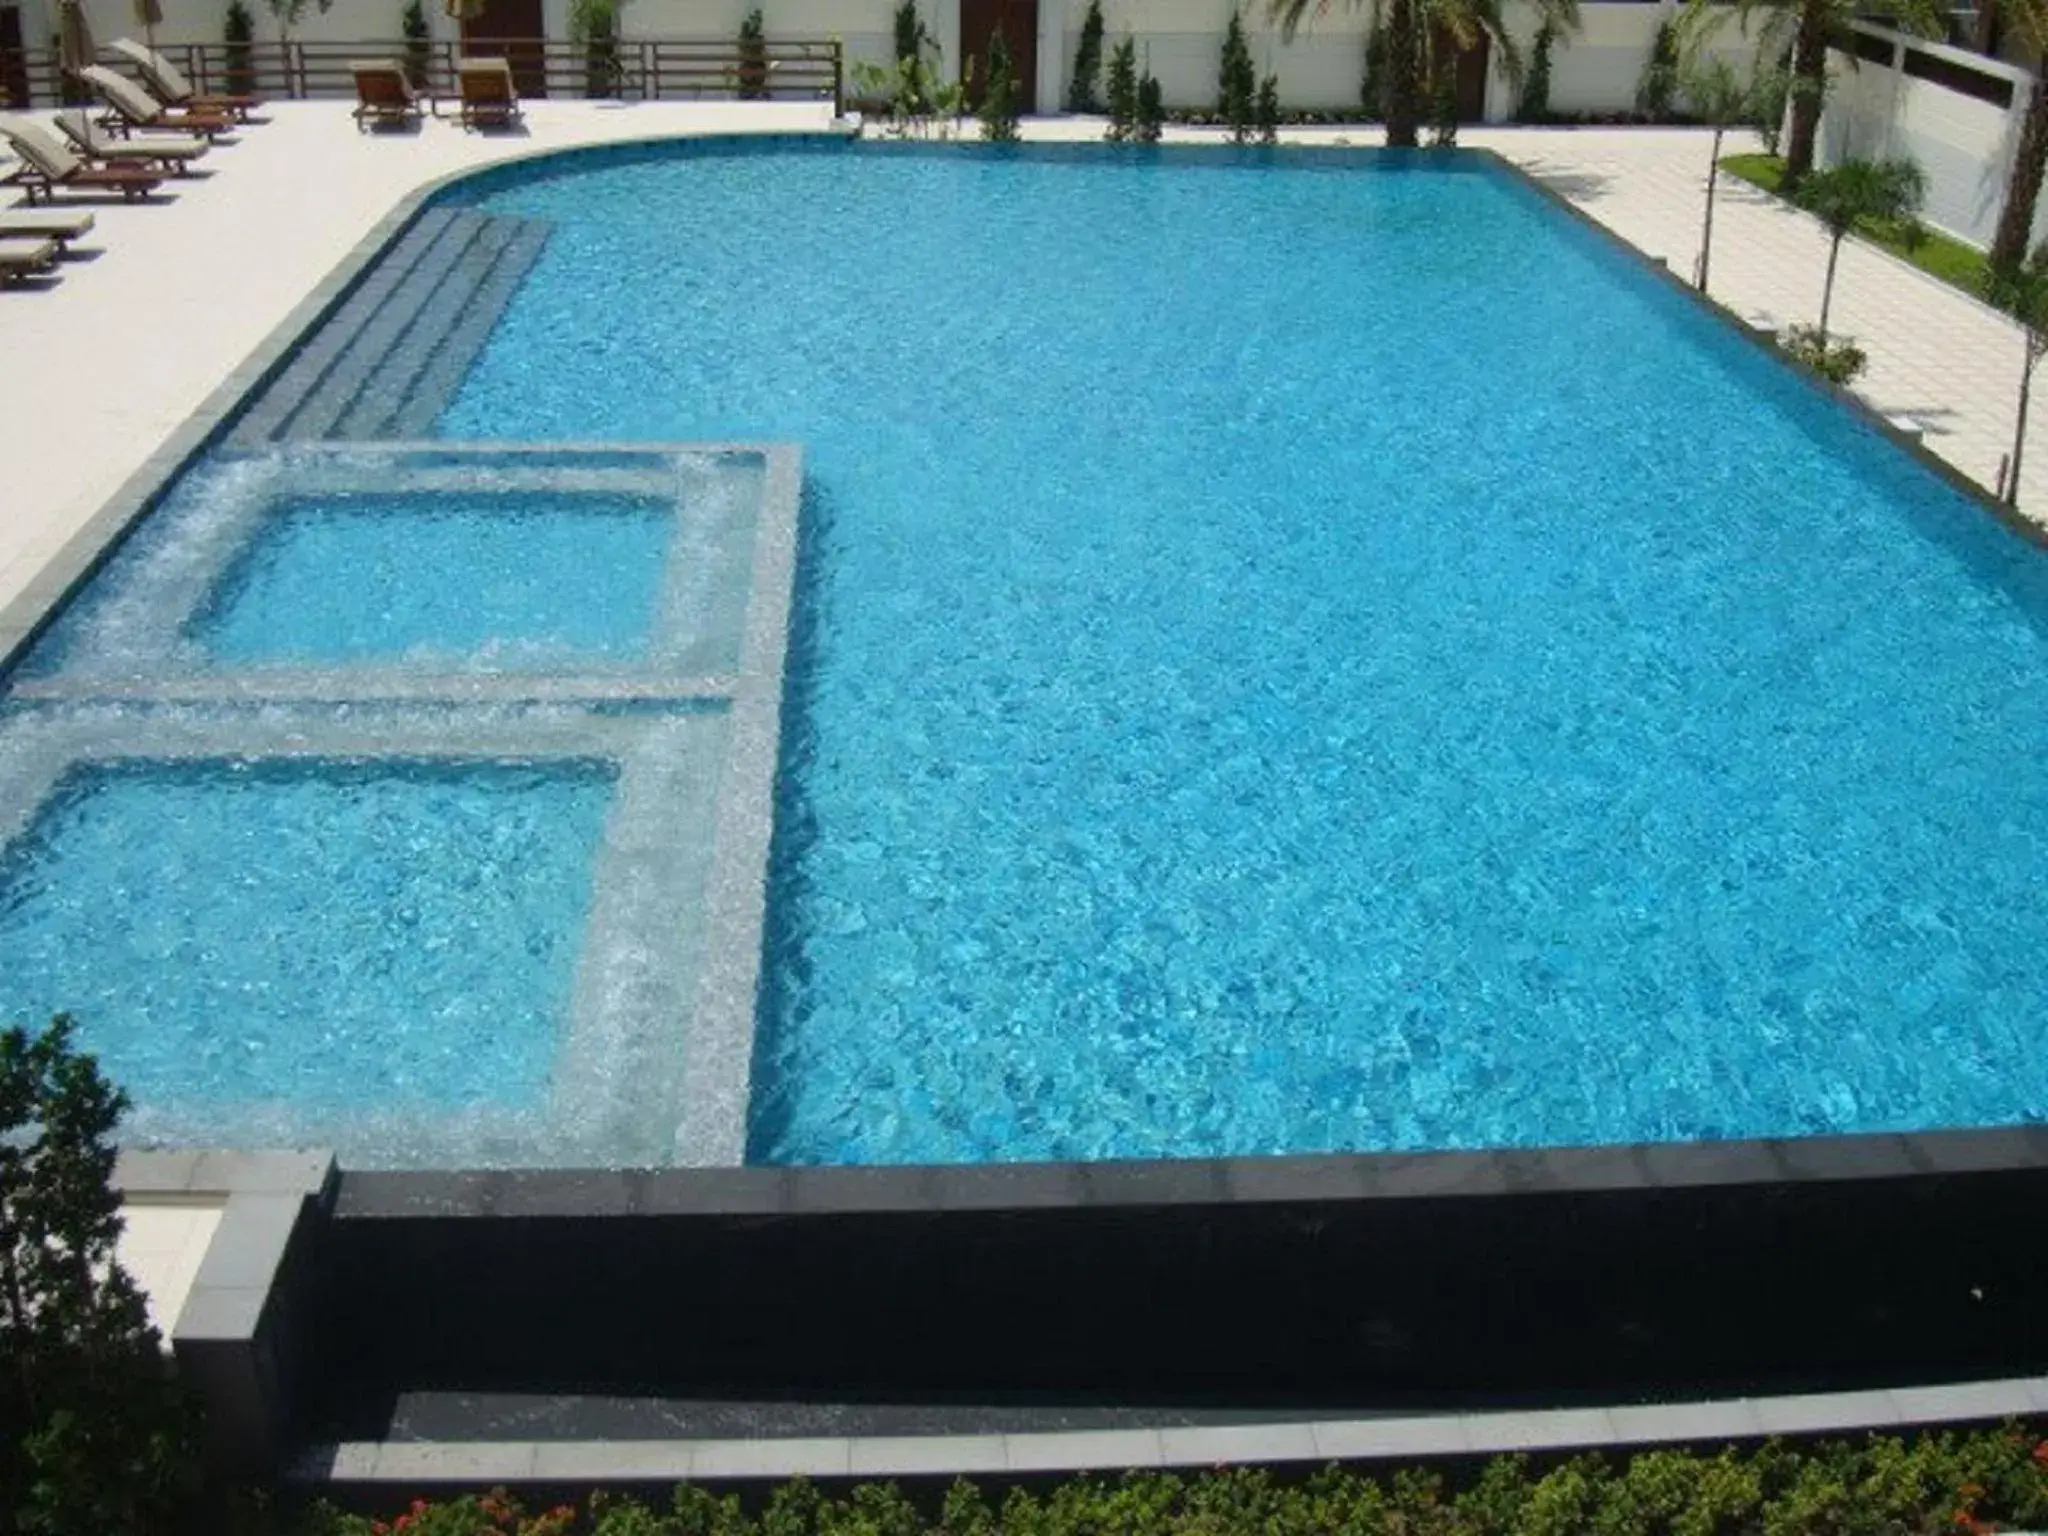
287,1372 -> 2048,1484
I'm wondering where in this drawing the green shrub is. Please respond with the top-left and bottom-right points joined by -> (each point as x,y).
1359,22 -> 1385,121
1134,68 -> 1164,142
1104,35 -> 1137,140
980,27 -> 1020,140
1781,321 -> 1868,384
1517,20 -> 1554,123
281,1430 -> 2048,1536
1635,17 -> 1679,121
224,0 -> 256,95
1255,72 -> 1279,143
399,0 -> 431,88
1,1016 -> 198,1536
737,8 -> 769,98
1218,9 -> 1257,143
1067,0 -> 1105,112
569,0 -> 622,98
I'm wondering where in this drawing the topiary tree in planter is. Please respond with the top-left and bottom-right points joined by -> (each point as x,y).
224,0 -> 256,95
1104,33 -> 1137,139
1,1015 -> 198,1536
570,0 -> 624,97
1219,9 -> 1258,142
737,7 -> 769,98
400,0 -> 431,88
981,26 -> 1019,139
1068,0 -> 1105,111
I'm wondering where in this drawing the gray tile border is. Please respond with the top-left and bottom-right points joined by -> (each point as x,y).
187,1194 -> 304,1291
1156,1423 -> 1321,1466
1310,1415 -> 1474,1460
849,1435 -> 1010,1476
530,1441 -> 699,1480
1460,1408 -> 1621,1454
288,1375 -> 2048,1487
1606,1398 -> 1768,1445
169,1283 -> 269,1341
373,1441 -> 541,1482
688,1437 -> 854,1479
1888,1378 -> 2041,1425
1753,1390 -> 1904,1436
1002,1429 -> 1167,1472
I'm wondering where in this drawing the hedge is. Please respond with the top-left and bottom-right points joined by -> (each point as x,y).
292,1425 -> 2048,1536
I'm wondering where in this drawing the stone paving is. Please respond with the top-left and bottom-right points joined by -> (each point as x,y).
0,107 -> 2034,648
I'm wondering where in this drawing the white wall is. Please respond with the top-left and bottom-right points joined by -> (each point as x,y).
1817,23 -> 2036,251
16,0 -> 1760,117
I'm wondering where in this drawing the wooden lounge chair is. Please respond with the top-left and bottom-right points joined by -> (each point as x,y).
79,65 -> 234,140
108,38 -> 261,121
0,234 -> 61,285
56,108 -> 208,175
0,207 -> 95,250
351,60 -> 423,130
456,56 -> 524,130
0,116 -> 162,203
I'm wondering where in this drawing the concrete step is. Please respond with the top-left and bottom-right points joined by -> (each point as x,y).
387,219 -> 552,439
225,207 -> 461,450
281,210 -> 497,442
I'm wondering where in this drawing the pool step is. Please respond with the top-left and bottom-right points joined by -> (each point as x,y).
227,208 -> 550,448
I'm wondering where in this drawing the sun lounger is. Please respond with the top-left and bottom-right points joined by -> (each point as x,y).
351,60 -> 423,130
108,38 -> 261,120
456,56 -> 524,130
57,108 -> 208,174
0,234 -> 60,285
0,207 -> 95,249
79,65 -> 234,140
0,115 -> 162,202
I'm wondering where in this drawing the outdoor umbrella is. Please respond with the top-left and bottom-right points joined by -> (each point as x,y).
134,0 -> 163,55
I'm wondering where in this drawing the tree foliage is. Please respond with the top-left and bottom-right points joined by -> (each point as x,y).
981,26 -> 1020,140
1,1016 -> 196,1536
1067,0 -> 1105,112
1104,34 -> 1138,140
1269,0 -> 1578,148
1219,10 -> 1259,142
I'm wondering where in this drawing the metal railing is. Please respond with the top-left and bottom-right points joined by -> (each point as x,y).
0,36 -> 843,113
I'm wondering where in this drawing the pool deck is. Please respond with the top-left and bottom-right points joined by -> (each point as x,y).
0,108 -> 2035,639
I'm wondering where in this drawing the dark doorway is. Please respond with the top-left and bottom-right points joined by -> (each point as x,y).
0,6 -> 30,110
461,0 -> 549,98
959,0 -> 1036,111
1453,32 -> 1488,123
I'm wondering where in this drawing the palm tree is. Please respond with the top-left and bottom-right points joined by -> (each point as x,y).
1989,0 -> 2048,271
1681,0 -> 1944,194
1269,0 -> 1580,148
1984,245 -> 2048,505
1680,56 -> 1765,293
1793,158 -> 1926,341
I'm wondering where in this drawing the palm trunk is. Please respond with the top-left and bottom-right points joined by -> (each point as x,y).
1698,126 -> 1723,291
1780,0 -> 1830,193
1383,0 -> 1419,148
2012,339 -> 2040,506
1818,233 -> 1842,341
1991,75 -> 2048,272
1976,0 -> 1999,55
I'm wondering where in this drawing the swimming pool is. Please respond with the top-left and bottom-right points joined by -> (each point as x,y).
3,140 -> 2044,1168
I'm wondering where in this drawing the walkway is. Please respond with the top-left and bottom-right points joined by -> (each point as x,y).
0,110 -> 2035,651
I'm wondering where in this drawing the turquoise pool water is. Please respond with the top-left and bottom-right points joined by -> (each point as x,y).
438,143 -> 2048,1165
196,490 -> 676,666
0,759 -> 613,1148
2,141 -> 2044,1168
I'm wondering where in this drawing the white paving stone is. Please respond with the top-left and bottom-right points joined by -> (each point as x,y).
0,108 -> 2032,656
114,1195 -> 224,1339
